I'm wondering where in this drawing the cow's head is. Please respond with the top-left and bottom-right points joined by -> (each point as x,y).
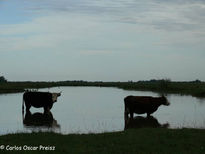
161,95 -> 170,106
52,92 -> 61,102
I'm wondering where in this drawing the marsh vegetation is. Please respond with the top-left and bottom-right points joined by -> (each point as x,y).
0,79 -> 205,98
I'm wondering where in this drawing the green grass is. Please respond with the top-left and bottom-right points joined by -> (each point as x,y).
1,80 -> 205,98
0,128 -> 205,154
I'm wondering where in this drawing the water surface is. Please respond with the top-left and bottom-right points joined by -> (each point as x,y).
0,87 -> 205,135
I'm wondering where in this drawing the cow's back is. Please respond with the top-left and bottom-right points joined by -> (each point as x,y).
124,96 -> 153,106
23,92 -> 53,108
124,96 -> 159,115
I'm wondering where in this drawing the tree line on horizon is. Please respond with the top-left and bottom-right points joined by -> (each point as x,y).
0,75 -> 7,83
0,75 -> 203,83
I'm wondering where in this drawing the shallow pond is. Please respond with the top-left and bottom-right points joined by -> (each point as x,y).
0,87 -> 205,135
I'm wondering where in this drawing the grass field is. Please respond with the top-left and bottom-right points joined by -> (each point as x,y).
1,80 -> 205,98
0,128 -> 205,154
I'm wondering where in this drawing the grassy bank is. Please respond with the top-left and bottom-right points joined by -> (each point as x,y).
0,80 -> 205,98
0,128 -> 205,154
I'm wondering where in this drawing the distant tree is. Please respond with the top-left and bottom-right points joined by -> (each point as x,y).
159,78 -> 171,89
0,76 -> 7,83
193,79 -> 201,83
150,79 -> 157,83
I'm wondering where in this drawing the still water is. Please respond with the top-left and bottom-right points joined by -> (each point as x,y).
0,87 -> 205,135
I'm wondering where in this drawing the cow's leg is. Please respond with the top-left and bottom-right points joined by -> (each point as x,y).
147,113 -> 151,117
124,107 -> 129,120
130,112 -> 134,119
25,103 -> 31,112
124,118 -> 130,130
44,106 -> 50,114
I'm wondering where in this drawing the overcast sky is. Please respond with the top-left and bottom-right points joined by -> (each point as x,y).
0,0 -> 205,81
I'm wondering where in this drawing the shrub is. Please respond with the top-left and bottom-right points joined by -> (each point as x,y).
0,76 -> 7,83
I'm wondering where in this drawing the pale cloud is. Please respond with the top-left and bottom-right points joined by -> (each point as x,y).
0,13 -> 102,52
80,50 -> 113,55
21,0 -> 205,32
1,0 -> 205,81
1,0 -> 205,53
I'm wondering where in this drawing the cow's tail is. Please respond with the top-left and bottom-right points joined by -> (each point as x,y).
124,97 -> 129,120
124,97 -> 129,111
22,93 -> 25,124
22,94 -> 25,115
124,97 -> 126,110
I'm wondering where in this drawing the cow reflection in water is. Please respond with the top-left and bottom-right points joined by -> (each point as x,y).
23,111 -> 60,129
124,116 -> 169,130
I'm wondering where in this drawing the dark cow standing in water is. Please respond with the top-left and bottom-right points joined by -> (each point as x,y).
22,91 -> 61,113
124,95 -> 170,118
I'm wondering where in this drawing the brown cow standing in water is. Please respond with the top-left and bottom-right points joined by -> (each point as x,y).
124,95 -> 170,118
22,91 -> 61,113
